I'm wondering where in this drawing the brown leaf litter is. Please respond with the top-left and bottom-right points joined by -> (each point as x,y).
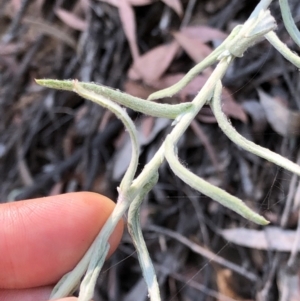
1,1 -> 300,300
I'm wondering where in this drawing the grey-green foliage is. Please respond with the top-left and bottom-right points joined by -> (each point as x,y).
35,1 -> 300,300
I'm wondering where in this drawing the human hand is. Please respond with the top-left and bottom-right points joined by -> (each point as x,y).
0,192 -> 124,301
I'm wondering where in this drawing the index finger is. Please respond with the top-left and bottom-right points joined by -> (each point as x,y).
0,192 -> 123,289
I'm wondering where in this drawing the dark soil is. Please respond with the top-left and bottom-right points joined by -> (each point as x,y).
1,0 -> 300,300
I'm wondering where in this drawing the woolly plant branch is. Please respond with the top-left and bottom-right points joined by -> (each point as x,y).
50,189 -> 129,300
247,0 -> 274,18
265,31 -> 300,68
210,80 -> 300,177
164,59 -> 269,225
72,80 -> 139,190
35,79 -> 192,120
35,1 -> 300,300
127,172 -> 160,301
49,80 -> 139,300
147,6 -> 276,101
147,25 -> 242,101
279,0 -> 300,48
165,138 -> 269,225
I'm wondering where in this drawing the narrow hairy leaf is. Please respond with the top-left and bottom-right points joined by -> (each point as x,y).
35,79 -> 192,119
279,0 -> 300,48
211,81 -> 300,176
164,136 -> 269,225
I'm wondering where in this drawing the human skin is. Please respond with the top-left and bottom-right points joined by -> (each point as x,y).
0,192 -> 124,301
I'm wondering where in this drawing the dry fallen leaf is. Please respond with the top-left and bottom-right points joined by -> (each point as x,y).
216,269 -> 246,301
173,31 -> 212,62
172,25 -> 227,63
98,0 -> 153,6
97,0 -> 141,60
128,41 -> 180,83
242,100 -> 268,134
179,25 -> 227,43
119,0 -> 140,60
97,0 -> 183,63
99,0 -> 167,63
222,227 -> 300,251
161,0 -> 183,17
55,8 -> 87,31
141,116 -> 155,139
79,0 -> 90,12
222,88 -> 248,123
127,0 -> 154,5
258,89 -> 300,137
97,0 -> 119,6
11,0 -> 22,12
190,120 -> 220,172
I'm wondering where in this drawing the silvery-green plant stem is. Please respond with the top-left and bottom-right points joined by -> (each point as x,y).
50,80 -> 139,299
148,2 -> 277,102
225,10 -> 276,58
128,57 -> 231,198
78,197 -> 129,301
265,31 -> 300,68
50,269 -> 80,298
245,0 -> 273,22
147,49 -> 222,101
78,244 -> 109,301
167,58 -> 230,145
128,145 -> 165,199
279,0 -> 300,48
130,5 -> 277,199
37,3 -> 290,300
164,59 -> 269,225
72,81 -> 139,191
35,79 -> 191,120
128,172 -> 160,301
50,199 -> 128,299
210,80 -> 300,177
165,136 -> 269,225
147,26 -> 243,102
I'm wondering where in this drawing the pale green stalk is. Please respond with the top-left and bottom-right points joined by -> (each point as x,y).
72,81 -> 139,190
128,172 -> 160,301
244,0 -> 274,25
164,59 -> 268,225
279,0 -> 300,48
50,80 -> 139,299
78,198 -> 129,301
166,58 -> 230,145
50,199 -> 128,299
128,62 -> 227,199
148,4 -> 276,102
210,81 -> 300,177
128,145 -> 165,199
147,26 -> 241,102
129,1 -> 276,199
35,79 -> 191,120
36,1 -> 300,300
165,139 -> 269,224
225,10 -> 276,58
78,244 -> 109,301
147,48 -> 223,101
265,31 -> 300,68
